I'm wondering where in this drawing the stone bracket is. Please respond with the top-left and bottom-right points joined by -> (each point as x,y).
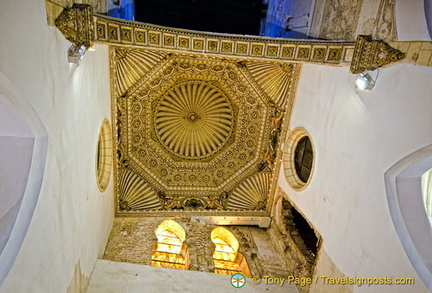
350,35 -> 405,74
55,3 -> 94,48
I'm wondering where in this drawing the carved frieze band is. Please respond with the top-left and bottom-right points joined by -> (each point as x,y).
94,14 -> 354,64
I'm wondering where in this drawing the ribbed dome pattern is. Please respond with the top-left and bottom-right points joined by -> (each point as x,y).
154,81 -> 234,160
118,169 -> 161,210
114,49 -> 166,95
247,62 -> 293,108
227,173 -> 270,210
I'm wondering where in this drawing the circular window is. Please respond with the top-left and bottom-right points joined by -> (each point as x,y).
96,119 -> 113,192
283,127 -> 314,190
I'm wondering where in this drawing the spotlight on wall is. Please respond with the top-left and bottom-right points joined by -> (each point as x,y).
67,44 -> 87,64
355,71 -> 378,91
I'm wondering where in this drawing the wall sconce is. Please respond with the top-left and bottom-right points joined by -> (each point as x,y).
67,44 -> 87,64
355,71 -> 378,91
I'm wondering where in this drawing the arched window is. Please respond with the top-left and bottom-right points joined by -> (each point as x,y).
151,220 -> 189,270
211,227 -> 251,277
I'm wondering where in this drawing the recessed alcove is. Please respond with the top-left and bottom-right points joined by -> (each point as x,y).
385,145 -> 432,292
0,72 -> 48,285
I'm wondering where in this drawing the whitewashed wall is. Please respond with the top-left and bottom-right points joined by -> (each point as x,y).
396,0 -> 432,41
0,1 -> 114,292
280,62 -> 432,293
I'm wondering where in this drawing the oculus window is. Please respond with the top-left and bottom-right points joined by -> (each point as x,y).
96,119 -> 113,192
283,127 -> 315,190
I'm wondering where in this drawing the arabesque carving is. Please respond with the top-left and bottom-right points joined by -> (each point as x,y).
55,3 -> 94,48
184,219 -> 215,272
350,34 -> 405,73
112,48 -> 299,216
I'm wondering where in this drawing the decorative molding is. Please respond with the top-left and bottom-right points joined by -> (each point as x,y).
55,3 -> 94,48
350,35 -> 405,74
94,14 -> 354,65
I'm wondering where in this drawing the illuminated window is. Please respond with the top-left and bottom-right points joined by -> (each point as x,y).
151,220 -> 189,270
211,227 -> 251,277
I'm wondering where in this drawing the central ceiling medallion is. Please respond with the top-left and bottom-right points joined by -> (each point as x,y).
154,81 -> 234,160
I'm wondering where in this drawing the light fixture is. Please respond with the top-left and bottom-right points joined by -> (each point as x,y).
355,71 -> 378,91
67,44 -> 87,64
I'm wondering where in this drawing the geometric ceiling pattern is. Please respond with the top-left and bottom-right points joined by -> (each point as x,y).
111,47 -> 300,216
52,4 -> 408,217
45,6 -> 387,217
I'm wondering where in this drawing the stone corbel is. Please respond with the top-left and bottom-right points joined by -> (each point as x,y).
55,3 -> 94,48
350,35 -> 405,74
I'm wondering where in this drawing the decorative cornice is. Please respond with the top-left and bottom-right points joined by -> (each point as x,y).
93,14 -> 355,65
350,34 -> 405,74
55,3 -> 94,48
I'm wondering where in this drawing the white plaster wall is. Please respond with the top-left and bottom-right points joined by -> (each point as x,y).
280,62 -> 432,292
396,0 -> 432,40
0,0 -> 114,292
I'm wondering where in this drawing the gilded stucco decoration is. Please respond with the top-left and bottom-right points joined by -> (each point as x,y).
95,14 -> 354,65
112,47 -> 300,216
55,3 -> 94,48
350,35 -> 405,74
52,4 -> 402,217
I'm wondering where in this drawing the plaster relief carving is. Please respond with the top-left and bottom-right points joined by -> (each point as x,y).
55,3 -> 94,48
111,48 -> 300,216
350,35 -> 405,74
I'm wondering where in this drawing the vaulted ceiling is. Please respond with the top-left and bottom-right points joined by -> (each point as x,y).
112,47 -> 300,216
51,3 -> 405,218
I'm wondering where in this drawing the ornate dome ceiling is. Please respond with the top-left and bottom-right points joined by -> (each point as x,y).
111,47 -> 300,216
154,80 -> 235,160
